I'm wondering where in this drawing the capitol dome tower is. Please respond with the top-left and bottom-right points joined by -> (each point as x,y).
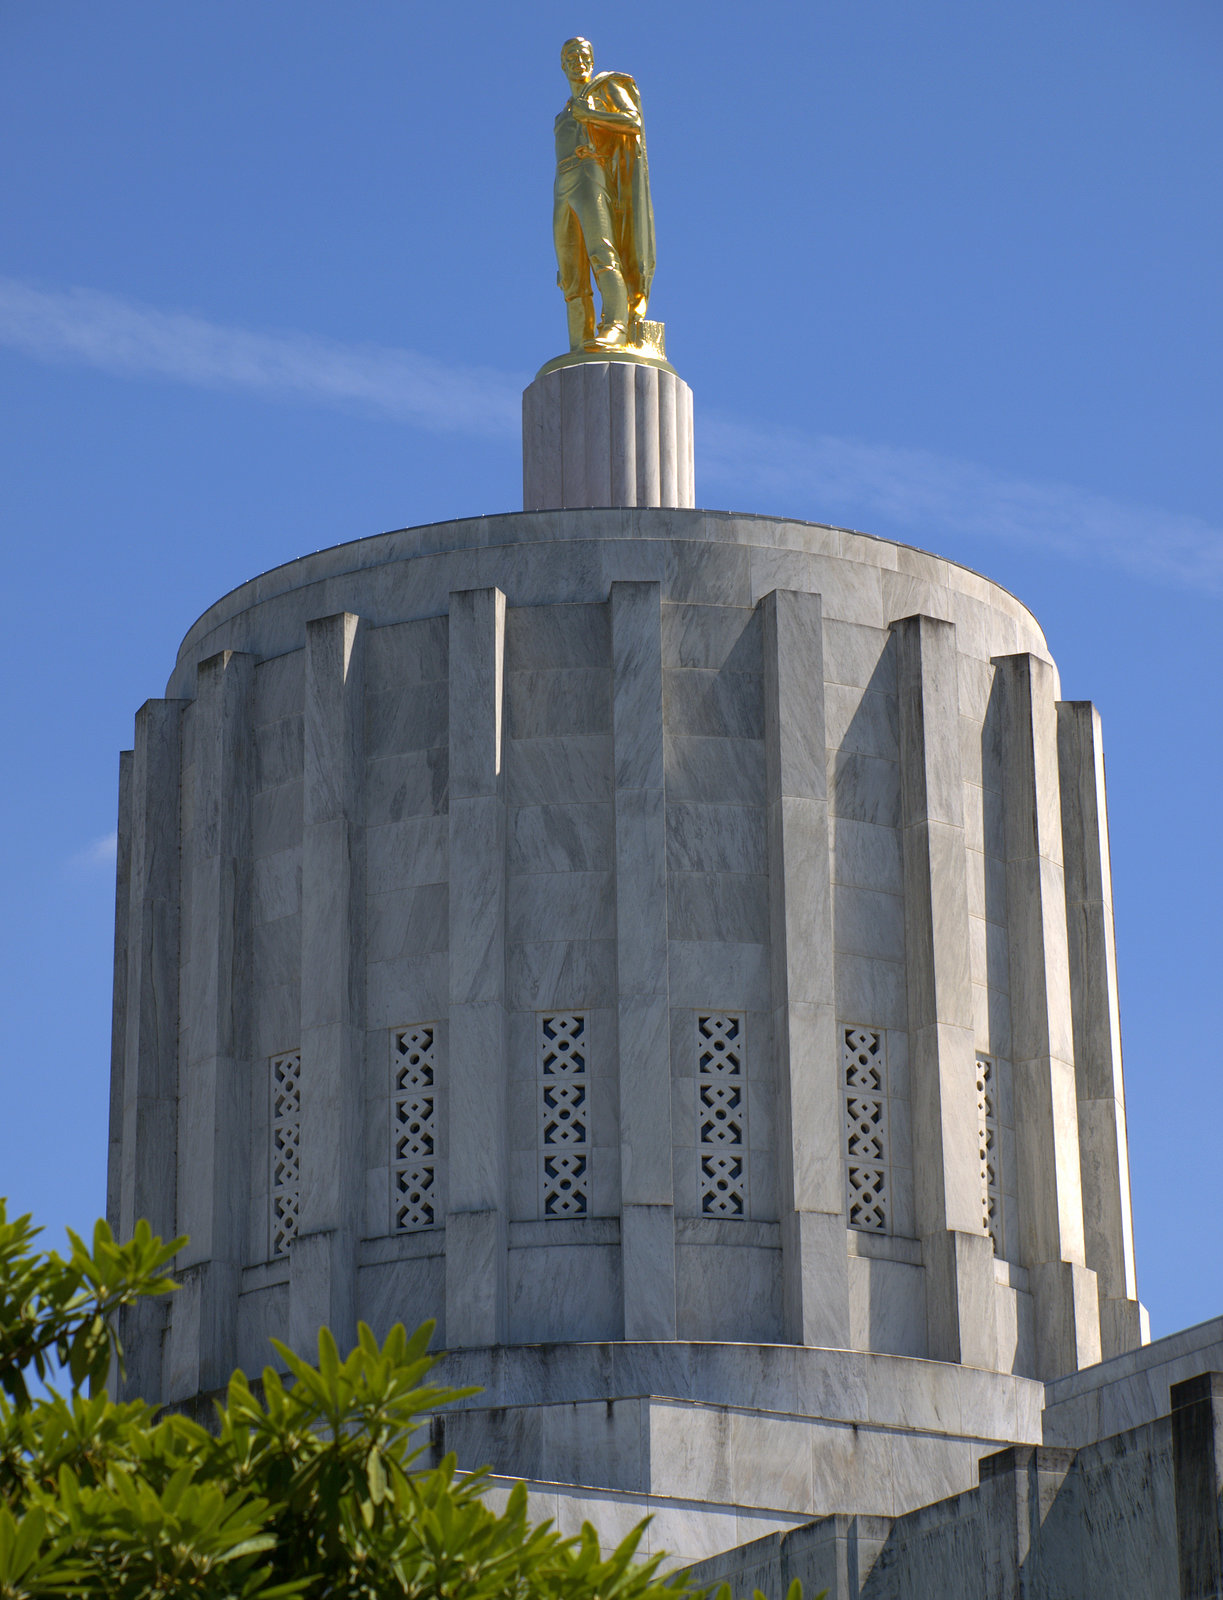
107,37 -> 1146,1550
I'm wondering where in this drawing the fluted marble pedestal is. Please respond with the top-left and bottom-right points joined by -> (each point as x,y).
522,359 -> 695,511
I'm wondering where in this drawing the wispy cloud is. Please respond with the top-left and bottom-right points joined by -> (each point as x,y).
699,417 -> 1223,595
0,276 -> 522,437
2,276 -> 1217,593
66,832 -> 118,872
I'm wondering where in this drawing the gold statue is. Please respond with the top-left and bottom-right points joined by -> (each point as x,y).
553,37 -> 658,357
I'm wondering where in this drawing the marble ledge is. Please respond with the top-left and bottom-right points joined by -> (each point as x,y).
358,1229 -> 446,1266
240,1260 -> 290,1293
432,1341 -> 1044,1445
477,1472 -> 810,1564
676,1216 -> 780,1249
994,1257 -> 1030,1291
847,1230 -> 922,1267
508,1218 -> 621,1248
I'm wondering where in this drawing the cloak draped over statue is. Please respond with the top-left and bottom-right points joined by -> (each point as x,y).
584,69 -> 655,321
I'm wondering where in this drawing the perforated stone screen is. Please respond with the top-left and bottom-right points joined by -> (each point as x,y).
539,1013 -> 589,1217
391,1025 -> 439,1232
269,1049 -> 301,1258
843,1026 -> 889,1233
697,1013 -> 748,1218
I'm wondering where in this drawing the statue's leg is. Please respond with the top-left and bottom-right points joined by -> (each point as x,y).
554,194 -> 595,352
591,261 -> 628,342
570,180 -> 628,348
567,294 -> 594,351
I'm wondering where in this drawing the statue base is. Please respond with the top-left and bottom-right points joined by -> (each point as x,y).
522,352 -> 694,511
533,319 -> 677,382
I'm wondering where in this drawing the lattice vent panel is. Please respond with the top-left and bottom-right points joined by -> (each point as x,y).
976,1053 -> 1004,1253
539,1014 -> 589,1217
697,1013 -> 747,1217
843,1026 -> 889,1232
269,1050 -> 301,1258
392,1025 -> 439,1232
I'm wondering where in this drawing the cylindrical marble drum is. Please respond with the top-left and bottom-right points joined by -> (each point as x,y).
522,361 -> 695,510
108,507 -> 1143,1431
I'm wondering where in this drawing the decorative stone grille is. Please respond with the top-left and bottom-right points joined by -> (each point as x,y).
391,1026 -> 438,1232
976,1053 -> 1004,1252
269,1050 -> 301,1258
843,1026 -> 889,1232
539,1014 -> 588,1217
697,1013 -> 747,1217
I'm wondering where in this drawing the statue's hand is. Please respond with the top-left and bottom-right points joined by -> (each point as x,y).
569,97 -> 592,121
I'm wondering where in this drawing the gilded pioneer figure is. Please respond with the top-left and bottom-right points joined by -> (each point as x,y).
553,36 -> 656,353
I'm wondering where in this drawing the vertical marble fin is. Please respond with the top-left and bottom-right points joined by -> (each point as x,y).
612,580 -> 675,1339
1057,699 -> 1143,1357
118,697 -> 186,1400
445,587 -> 509,1347
289,613 -> 365,1358
168,650 -> 254,1399
762,587 -> 850,1348
107,749 -> 133,1239
993,652 -> 1100,1379
893,613 -> 996,1369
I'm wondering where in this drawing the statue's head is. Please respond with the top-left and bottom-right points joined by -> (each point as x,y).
561,37 -> 594,84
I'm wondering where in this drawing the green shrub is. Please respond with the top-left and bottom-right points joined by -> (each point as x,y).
0,1201 -> 807,1600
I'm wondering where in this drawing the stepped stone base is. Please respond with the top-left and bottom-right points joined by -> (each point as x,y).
430,1340 -> 1043,1536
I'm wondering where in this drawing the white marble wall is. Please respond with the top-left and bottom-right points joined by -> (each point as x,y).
1042,1313 -> 1218,1448
110,509 -> 1144,1414
432,1390 -> 1028,1521
688,1380 -> 1214,1600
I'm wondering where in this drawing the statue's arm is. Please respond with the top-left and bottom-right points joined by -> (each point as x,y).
571,80 -> 642,133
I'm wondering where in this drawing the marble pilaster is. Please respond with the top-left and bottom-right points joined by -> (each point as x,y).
1057,699 -> 1142,1357
107,749 -> 133,1238
117,697 -> 186,1399
892,613 -> 996,1369
993,652 -> 1100,1379
761,588 -> 850,1348
612,581 -> 675,1339
289,613 -> 366,1358
168,651 -> 253,1399
445,587 -> 509,1347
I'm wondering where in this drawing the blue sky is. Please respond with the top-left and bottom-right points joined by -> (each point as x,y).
1,0 -> 1218,1341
